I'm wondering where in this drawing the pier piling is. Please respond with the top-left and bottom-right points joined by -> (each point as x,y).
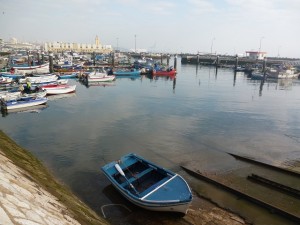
167,55 -> 170,66
235,55 -> 239,70
215,55 -> 219,67
49,52 -> 54,73
174,54 -> 177,69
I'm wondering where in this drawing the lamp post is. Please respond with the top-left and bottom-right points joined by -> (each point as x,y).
210,37 -> 215,55
134,34 -> 137,53
277,45 -> 281,57
259,36 -> 264,52
116,37 -> 119,51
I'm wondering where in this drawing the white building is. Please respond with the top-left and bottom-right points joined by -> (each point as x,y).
44,36 -> 113,53
246,51 -> 267,60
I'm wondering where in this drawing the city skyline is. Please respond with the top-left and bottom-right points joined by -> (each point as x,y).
1,0 -> 300,58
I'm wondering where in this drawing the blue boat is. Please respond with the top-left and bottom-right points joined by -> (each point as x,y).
0,72 -> 25,79
57,72 -> 78,79
101,153 -> 193,214
113,69 -> 140,76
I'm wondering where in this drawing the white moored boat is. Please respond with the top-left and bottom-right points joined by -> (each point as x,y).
87,68 -> 116,82
42,84 -> 76,95
1,97 -> 48,110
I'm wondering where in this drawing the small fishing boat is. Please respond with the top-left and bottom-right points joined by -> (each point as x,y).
0,72 -> 25,79
42,84 -> 76,95
86,68 -> 116,82
153,66 -> 176,76
11,63 -> 50,75
101,153 -> 193,214
0,77 -> 13,85
19,75 -> 58,84
0,91 -> 21,101
57,72 -> 78,79
153,69 -> 176,76
1,96 -> 48,110
88,75 -> 115,82
113,69 -> 140,76
251,71 -> 265,80
266,65 -> 300,79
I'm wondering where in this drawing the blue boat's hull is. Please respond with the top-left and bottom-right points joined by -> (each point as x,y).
113,70 -> 140,76
101,153 -> 192,214
0,73 -> 25,79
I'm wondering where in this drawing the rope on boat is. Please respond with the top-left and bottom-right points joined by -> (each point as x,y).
101,203 -> 131,218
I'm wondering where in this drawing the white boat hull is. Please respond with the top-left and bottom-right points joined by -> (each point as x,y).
43,85 -> 76,95
3,98 -> 48,110
13,63 -> 50,75
88,75 -> 115,82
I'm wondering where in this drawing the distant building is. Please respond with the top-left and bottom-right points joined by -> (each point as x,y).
246,51 -> 267,60
2,37 -> 36,50
44,36 -> 113,54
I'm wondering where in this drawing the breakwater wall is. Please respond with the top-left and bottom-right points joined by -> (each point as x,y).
181,54 -> 300,67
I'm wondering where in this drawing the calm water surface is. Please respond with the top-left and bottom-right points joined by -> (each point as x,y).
1,59 -> 300,224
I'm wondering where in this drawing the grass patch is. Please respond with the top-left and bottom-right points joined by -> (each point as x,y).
0,130 -> 108,225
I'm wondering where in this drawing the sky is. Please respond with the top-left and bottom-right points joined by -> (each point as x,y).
1,0 -> 300,58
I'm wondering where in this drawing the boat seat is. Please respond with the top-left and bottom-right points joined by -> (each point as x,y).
139,176 -> 171,197
120,168 -> 153,188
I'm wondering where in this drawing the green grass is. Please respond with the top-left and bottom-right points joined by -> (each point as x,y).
0,130 -> 108,225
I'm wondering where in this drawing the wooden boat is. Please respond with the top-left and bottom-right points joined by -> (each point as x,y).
251,71 -> 265,80
57,72 -> 78,79
0,72 -> 25,79
11,63 -> 50,75
19,75 -> 58,84
88,75 -> 115,82
0,77 -> 13,85
1,97 -> 48,110
153,69 -> 176,76
113,69 -> 141,76
86,68 -> 116,82
266,65 -> 300,79
0,91 -> 21,101
42,84 -> 76,95
101,153 -> 193,214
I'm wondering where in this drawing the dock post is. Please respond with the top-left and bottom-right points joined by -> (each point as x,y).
93,51 -> 96,66
167,55 -> 170,66
263,58 -> 267,79
197,52 -> 199,64
235,54 -> 239,70
161,54 -> 163,65
112,52 -> 115,68
215,55 -> 219,67
27,51 -> 30,66
49,52 -> 54,73
41,52 -> 44,64
37,52 -> 40,65
174,54 -> 177,69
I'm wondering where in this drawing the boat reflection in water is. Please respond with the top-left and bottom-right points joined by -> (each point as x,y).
1,104 -> 49,117
47,93 -> 77,101
79,80 -> 116,88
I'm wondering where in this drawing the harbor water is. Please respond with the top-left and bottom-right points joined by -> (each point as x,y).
1,59 -> 300,224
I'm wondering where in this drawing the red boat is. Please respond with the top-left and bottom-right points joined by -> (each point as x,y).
152,69 -> 176,76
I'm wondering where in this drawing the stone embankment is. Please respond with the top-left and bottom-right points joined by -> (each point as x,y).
0,152 -> 81,225
0,130 -> 108,225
